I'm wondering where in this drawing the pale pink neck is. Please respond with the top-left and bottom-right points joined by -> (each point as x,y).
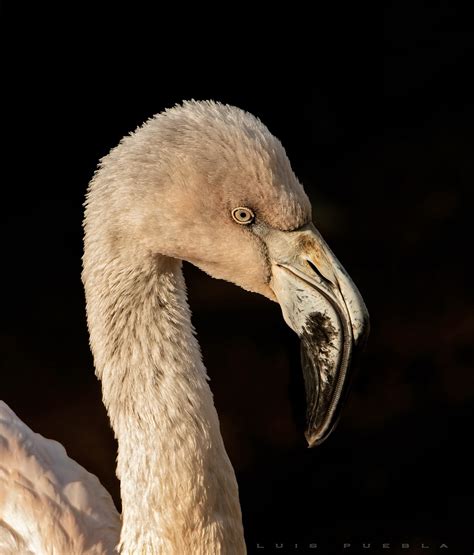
83,250 -> 246,553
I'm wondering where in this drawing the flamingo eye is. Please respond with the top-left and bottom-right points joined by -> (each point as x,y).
231,207 -> 255,225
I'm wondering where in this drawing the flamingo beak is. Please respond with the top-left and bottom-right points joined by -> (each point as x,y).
257,222 -> 370,447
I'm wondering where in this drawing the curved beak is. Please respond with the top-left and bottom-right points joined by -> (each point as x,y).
257,223 -> 370,447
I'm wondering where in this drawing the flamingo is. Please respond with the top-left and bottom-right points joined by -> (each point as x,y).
0,100 -> 369,554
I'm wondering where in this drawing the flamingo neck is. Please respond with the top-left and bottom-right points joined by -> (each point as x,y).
83,251 -> 245,554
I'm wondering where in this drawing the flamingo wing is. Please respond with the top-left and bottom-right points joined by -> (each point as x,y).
0,401 -> 120,554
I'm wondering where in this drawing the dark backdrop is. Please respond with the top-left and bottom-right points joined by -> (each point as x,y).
2,4 -> 473,553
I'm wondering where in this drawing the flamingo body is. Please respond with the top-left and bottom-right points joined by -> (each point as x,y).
0,401 -> 120,554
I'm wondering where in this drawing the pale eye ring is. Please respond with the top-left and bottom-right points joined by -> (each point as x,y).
231,207 -> 255,225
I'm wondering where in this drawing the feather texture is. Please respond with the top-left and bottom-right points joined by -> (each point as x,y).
0,402 -> 120,554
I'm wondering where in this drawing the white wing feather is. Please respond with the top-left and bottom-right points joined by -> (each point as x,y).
0,401 -> 120,554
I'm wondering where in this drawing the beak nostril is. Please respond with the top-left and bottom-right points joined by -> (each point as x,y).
306,259 -> 332,286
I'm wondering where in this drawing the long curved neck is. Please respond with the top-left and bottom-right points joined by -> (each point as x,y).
82,246 -> 245,554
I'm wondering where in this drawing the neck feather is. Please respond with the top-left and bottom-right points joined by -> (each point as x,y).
82,246 -> 245,554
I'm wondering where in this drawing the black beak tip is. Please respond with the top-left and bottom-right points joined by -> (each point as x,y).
305,430 -> 330,448
305,411 -> 343,448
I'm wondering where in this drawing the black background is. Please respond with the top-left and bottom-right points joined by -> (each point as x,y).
2,4 -> 473,554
